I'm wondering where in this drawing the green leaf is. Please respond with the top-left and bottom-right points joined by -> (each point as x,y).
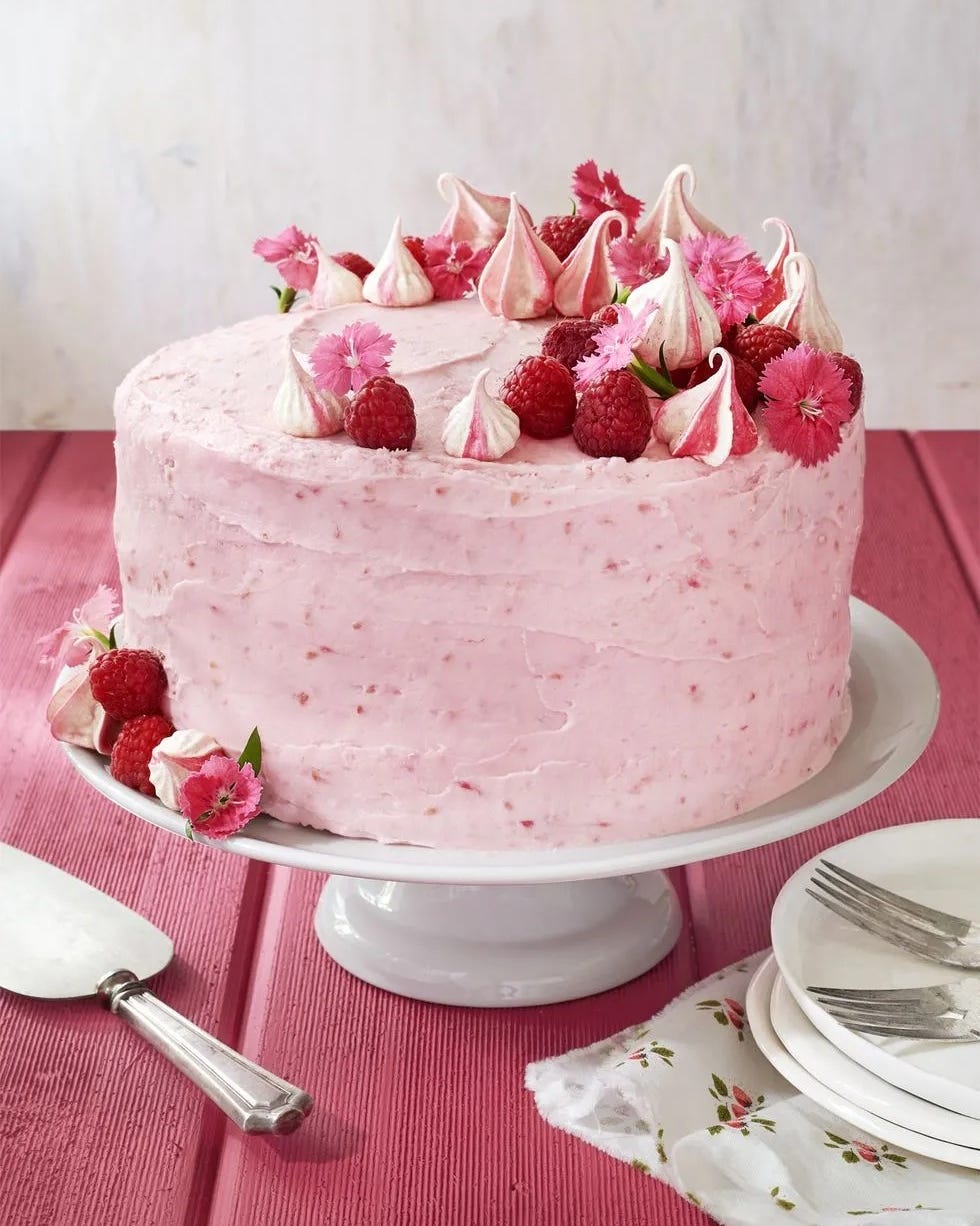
629,1158 -> 650,1175
657,341 -> 671,381
713,1010 -> 728,1025
697,999 -> 721,1008
108,623 -> 118,650
716,1105 -> 731,1123
825,1132 -> 849,1146
238,726 -> 262,773
882,1152 -> 907,1166
706,1125 -> 722,1136
745,313 -> 759,325
276,285 -> 297,314
614,284 -> 631,304
775,1200 -> 795,1211
711,1074 -> 728,1097
842,1150 -> 859,1164
629,354 -> 678,398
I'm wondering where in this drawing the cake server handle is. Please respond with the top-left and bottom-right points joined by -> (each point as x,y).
97,969 -> 313,1133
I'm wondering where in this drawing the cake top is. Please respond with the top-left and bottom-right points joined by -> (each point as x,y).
241,161 -> 864,471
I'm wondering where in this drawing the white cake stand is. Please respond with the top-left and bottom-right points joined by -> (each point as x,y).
64,600 -> 938,1007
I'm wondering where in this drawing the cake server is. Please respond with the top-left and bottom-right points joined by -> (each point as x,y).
0,842 -> 312,1133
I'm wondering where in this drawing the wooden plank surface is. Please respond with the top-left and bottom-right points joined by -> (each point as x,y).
0,431 -> 60,560
910,430 -> 980,606
0,434 -> 259,1226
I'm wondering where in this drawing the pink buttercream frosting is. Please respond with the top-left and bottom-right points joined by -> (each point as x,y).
478,195 -> 562,320
553,211 -> 626,318
762,252 -> 843,351
654,348 -> 758,465
113,297 -> 864,850
627,238 -> 722,370
634,164 -> 725,249
363,218 -> 434,308
436,173 -> 511,247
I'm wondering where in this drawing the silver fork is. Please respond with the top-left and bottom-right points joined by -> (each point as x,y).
808,979 -> 980,1041
805,859 -> 980,969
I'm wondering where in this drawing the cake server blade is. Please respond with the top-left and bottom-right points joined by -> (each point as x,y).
0,843 -> 312,1132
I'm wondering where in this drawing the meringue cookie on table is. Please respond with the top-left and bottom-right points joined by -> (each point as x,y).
363,218 -> 435,307
628,238 -> 722,371
442,368 -> 520,461
761,252 -> 843,352
309,243 -> 364,309
654,348 -> 758,466
149,729 -> 225,811
273,344 -> 345,437
478,194 -> 562,320
436,173 -> 511,247
554,210 -> 626,318
634,164 -> 725,248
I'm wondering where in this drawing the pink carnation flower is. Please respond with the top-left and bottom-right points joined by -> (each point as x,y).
422,235 -> 492,300
253,225 -> 319,292
38,584 -> 119,668
682,234 -> 774,327
573,301 -> 658,388
310,321 -> 396,396
179,755 -> 263,839
572,160 -> 643,233
609,237 -> 668,290
759,343 -> 853,467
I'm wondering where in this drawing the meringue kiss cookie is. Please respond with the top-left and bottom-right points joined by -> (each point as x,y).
309,244 -> 364,310
478,194 -> 562,320
761,252 -> 843,352
148,729 -> 225,810
655,348 -> 758,466
634,163 -> 726,248
629,238 -> 722,370
442,368 -> 520,461
436,173 -> 511,247
554,211 -> 626,319
363,218 -> 434,308
273,344 -> 345,437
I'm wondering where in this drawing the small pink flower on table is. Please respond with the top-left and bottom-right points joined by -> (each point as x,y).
37,584 -> 119,667
422,235 -> 492,300
311,321 -> 396,396
759,343 -> 853,466
252,225 -> 319,292
572,160 -> 643,233
179,756 -> 262,840
573,301 -> 658,388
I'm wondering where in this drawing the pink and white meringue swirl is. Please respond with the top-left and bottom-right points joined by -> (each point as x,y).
46,664 -> 119,753
756,217 -> 799,318
654,348 -> 758,466
628,238 -> 722,370
310,244 -> 364,309
274,345 -> 345,437
478,194 -> 562,320
437,173 -> 512,248
554,210 -> 626,318
634,164 -> 725,249
149,729 -> 226,810
761,251 -> 842,351
442,368 -> 520,461
363,218 -> 434,308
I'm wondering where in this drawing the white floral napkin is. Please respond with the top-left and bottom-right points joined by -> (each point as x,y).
526,953 -> 980,1225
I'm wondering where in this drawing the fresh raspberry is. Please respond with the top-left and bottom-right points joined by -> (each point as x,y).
89,648 -> 167,720
403,235 -> 427,267
500,355 -> 577,439
331,251 -> 374,280
110,714 -> 175,795
344,376 -> 416,450
541,319 -> 601,373
573,369 -> 651,461
590,304 -> 621,327
728,323 -> 799,374
829,353 -> 864,418
686,353 -> 762,412
536,213 -> 590,261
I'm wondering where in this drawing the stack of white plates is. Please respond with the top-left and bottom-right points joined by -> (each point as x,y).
748,818 -> 980,1170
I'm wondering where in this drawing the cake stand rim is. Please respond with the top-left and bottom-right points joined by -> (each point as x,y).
62,598 -> 939,884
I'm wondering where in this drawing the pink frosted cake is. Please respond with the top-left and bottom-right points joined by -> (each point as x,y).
51,163 -> 866,849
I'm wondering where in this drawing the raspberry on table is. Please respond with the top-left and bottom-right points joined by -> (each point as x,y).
344,376 -> 417,450
110,714 -> 175,795
829,353 -> 864,418
500,355 -> 578,439
728,324 -> 799,374
573,369 -> 652,461
89,648 -> 167,720
541,319 -> 601,373
686,353 -> 762,412
536,213 -> 591,261
332,251 -> 374,280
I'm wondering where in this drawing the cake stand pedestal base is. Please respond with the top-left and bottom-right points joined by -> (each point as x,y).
314,872 -> 683,1007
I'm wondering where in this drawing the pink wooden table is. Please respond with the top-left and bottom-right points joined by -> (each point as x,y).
1,430 -> 977,1226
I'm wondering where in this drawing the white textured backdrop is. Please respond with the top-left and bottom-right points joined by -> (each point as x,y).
2,0 -> 978,428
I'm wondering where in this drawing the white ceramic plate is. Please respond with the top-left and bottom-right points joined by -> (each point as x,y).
747,955 -> 980,1170
769,967 -> 980,1148
64,598 -> 938,885
771,820 -> 980,1119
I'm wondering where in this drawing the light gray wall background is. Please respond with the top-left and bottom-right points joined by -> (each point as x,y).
2,0 -> 978,429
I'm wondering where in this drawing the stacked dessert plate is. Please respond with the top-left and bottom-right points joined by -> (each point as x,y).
65,599 -> 938,1008
748,820 -> 980,1170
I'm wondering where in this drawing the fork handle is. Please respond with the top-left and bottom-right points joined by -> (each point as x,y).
97,969 -> 313,1134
